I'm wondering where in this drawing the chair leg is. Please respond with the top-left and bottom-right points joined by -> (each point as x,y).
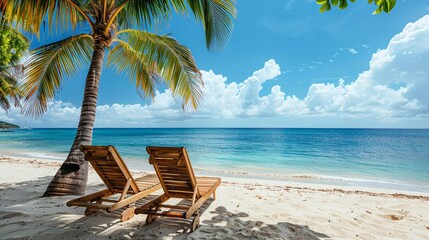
85,198 -> 104,216
145,214 -> 158,224
190,212 -> 200,232
213,191 -> 216,200
145,206 -> 160,224
84,208 -> 99,216
120,206 -> 136,222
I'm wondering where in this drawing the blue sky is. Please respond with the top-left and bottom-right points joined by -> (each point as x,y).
2,0 -> 429,128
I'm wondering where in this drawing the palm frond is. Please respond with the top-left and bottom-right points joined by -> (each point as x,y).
0,0 -> 92,35
0,70 -> 22,111
107,39 -> 159,98
186,0 -> 237,51
0,23 -> 28,112
113,0 -> 236,50
21,34 -> 93,117
114,0 -> 185,30
111,30 -> 203,109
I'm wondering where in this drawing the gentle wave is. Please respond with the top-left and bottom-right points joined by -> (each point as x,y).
3,148 -> 429,193
1,128 -> 428,193
192,166 -> 429,193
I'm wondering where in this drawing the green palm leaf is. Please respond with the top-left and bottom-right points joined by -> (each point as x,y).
185,0 -> 237,50
0,0 -> 91,34
115,0 -> 183,29
107,39 -> 159,99
0,69 -> 22,111
114,0 -> 236,50
109,30 -> 203,109
21,34 -> 93,117
0,23 -> 29,112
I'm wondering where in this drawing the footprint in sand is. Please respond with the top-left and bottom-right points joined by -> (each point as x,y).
389,215 -> 402,221
0,211 -> 29,220
197,227 -> 231,238
374,213 -> 404,221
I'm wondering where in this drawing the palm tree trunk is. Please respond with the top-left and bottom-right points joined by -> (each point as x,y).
43,37 -> 106,197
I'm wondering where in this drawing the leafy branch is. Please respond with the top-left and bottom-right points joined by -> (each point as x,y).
316,0 -> 396,14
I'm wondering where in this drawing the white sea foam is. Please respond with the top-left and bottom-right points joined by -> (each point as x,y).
26,152 -> 65,160
190,166 -> 429,193
2,149 -> 66,161
2,127 -> 428,193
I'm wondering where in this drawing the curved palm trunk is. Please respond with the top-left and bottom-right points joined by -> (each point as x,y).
43,37 -> 106,196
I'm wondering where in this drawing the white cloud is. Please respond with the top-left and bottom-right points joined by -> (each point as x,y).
2,16 -> 429,128
0,114 -> 16,123
194,14 -> 429,121
297,15 -> 429,118
348,48 -> 359,54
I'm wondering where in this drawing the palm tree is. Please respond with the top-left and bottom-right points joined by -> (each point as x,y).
0,24 -> 29,112
0,0 -> 236,196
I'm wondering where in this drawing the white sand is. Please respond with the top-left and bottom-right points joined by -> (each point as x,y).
0,157 -> 428,240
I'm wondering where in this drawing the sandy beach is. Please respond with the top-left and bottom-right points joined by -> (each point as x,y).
0,156 -> 428,240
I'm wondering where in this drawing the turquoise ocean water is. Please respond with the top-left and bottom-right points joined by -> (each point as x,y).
1,128 -> 428,192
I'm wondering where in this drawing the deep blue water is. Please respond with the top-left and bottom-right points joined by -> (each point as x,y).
1,128 -> 428,192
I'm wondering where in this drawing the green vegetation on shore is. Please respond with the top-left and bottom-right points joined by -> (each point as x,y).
0,24 -> 30,112
0,121 -> 19,129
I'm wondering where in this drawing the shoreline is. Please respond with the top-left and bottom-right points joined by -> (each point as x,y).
1,155 -> 428,198
2,150 -> 429,194
2,127 -> 428,195
1,156 -> 429,239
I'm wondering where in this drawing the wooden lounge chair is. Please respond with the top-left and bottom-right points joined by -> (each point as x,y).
135,146 -> 221,232
67,145 -> 161,221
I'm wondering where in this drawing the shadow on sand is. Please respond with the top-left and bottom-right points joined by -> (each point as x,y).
0,177 -> 330,239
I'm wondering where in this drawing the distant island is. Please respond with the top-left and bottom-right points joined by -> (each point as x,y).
0,121 -> 20,129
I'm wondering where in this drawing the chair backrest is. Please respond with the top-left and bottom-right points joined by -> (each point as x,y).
81,145 -> 140,194
146,146 -> 199,199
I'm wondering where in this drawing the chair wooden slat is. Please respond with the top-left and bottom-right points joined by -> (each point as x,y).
67,145 -> 161,222
136,146 -> 221,232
